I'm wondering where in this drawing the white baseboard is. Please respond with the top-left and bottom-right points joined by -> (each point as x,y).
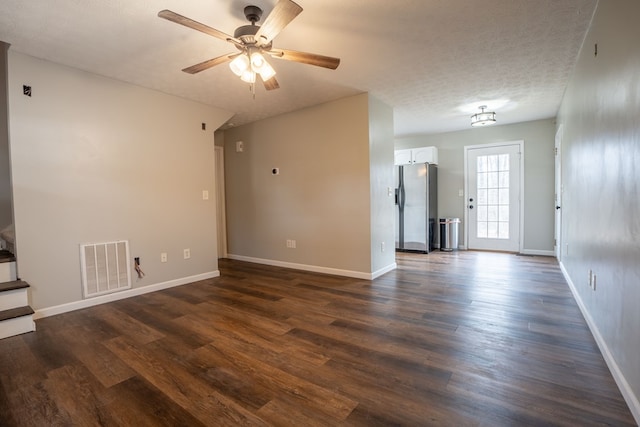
371,262 -> 397,279
521,249 -> 555,256
34,271 -> 220,320
559,262 -> 640,424
226,254 -> 390,280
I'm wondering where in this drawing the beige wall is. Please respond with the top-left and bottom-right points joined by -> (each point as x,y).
395,119 -> 556,253
557,0 -> 640,419
223,93 -> 395,277
8,52 -> 233,310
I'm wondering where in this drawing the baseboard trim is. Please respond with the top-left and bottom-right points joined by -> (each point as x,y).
226,254 -> 387,280
34,271 -> 220,320
559,261 -> 640,424
521,249 -> 555,256
371,262 -> 397,279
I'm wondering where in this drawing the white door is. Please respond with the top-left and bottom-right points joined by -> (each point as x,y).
554,126 -> 563,260
465,142 -> 523,252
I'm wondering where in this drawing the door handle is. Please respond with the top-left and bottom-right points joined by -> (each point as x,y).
469,205 -> 474,209
556,206 -> 561,210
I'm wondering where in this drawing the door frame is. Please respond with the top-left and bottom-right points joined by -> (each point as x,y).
554,125 -> 563,260
463,140 -> 524,252
215,146 -> 228,258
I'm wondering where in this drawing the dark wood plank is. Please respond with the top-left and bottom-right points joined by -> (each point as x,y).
0,251 -> 635,426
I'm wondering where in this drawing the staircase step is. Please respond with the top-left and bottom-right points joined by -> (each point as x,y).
0,280 -> 29,293
0,305 -> 35,339
0,305 -> 34,322
0,261 -> 16,283
0,281 -> 30,312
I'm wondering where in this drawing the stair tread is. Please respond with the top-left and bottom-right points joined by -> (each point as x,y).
0,306 -> 34,322
0,280 -> 29,292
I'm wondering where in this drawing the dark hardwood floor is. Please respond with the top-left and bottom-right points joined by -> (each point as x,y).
0,251 -> 635,426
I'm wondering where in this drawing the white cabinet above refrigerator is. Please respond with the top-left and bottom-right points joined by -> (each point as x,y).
394,146 -> 438,165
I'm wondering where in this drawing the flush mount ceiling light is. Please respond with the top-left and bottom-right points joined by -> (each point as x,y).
471,105 -> 497,127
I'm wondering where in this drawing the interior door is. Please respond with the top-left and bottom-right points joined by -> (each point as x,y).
466,142 -> 522,252
554,125 -> 563,260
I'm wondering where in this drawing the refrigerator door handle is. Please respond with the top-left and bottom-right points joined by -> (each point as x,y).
398,166 -> 406,211
399,184 -> 405,211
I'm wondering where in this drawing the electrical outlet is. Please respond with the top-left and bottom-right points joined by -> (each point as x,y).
381,241 -> 386,252
202,190 -> 209,200
161,252 -> 167,263
183,248 -> 191,259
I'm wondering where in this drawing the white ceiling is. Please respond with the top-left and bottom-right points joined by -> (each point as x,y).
0,0 -> 597,137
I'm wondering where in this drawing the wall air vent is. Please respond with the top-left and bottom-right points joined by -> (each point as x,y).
80,240 -> 131,298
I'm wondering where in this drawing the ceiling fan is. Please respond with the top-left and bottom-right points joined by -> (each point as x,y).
158,0 -> 340,91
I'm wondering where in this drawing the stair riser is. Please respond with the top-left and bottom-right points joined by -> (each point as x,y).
0,315 -> 35,339
0,288 -> 29,311
0,262 -> 16,282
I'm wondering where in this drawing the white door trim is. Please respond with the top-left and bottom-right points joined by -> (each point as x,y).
215,146 -> 228,258
463,140 -> 524,252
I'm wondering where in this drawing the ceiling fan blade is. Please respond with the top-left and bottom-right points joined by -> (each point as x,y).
269,49 -> 340,70
158,10 -> 242,45
262,76 -> 280,91
255,0 -> 303,45
182,53 -> 238,74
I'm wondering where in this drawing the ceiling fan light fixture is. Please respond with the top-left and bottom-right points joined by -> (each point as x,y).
471,105 -> 497,127
250,51 -> 266,71
240,69 -> 257,84
229,54 -> 250,76
159,1 -> 339,93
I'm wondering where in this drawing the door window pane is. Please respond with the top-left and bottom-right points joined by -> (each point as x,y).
476,154 -> 510,239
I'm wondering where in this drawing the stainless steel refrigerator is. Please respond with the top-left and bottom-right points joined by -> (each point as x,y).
395,163 -> 438,253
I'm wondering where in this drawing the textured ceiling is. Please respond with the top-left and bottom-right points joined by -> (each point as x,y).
0,0 -> 597,137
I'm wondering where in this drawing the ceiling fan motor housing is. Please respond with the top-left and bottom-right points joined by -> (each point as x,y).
244,5 -> 263,23
234,6 -> 266,46
234,24 -> 259,42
